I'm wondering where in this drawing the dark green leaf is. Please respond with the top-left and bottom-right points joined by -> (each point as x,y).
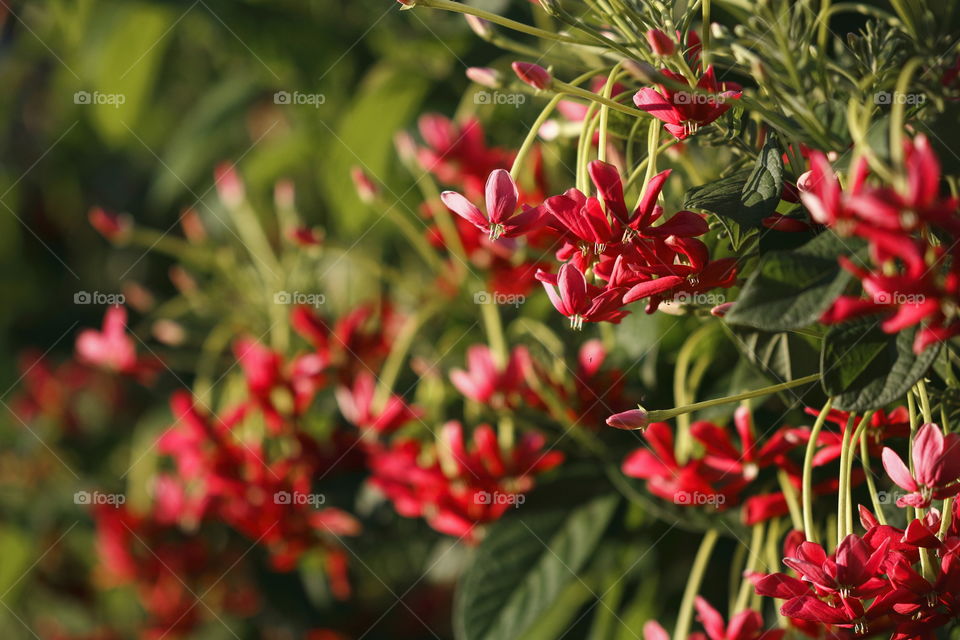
728,326 -> 821,382
682,169 -> 754,251
821,319 -> 941,412
453,493 -> 618,640
739,135 -> 784,225
724,231 -> 864,331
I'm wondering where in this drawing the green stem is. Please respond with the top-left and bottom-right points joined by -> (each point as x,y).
416,0 -> 582,44
597,64 -> 624,163
803,398 -> 834,542
837,412 -> 857,541
890,57 -> 923,172
554,80 -> 646,118
480,297 -> 508,368
673,529 -> 719,640
511,94 -> 564,180
733,522 -> 764,614
861,432 -> 887,526
672,324 -> 716,462
778,469 -> 804,531
645,373 -> 821,424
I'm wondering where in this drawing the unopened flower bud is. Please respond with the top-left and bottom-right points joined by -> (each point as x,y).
88,207 -> 132,243
464,14 -> 492,38
710,302 -> 734,317
152,319 -> 186,346
274,179 -> 296,210
179,208 -> 207,243
214,163 -> 245,208
606,409 -> 648,431
350,167 -> 378,204
511,61 -> 552,90
466,66 -> 501,89
646,29 -> 675,56
394,131 -> 418,165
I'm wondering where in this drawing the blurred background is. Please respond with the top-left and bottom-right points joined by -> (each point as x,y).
0,1 -> 518,636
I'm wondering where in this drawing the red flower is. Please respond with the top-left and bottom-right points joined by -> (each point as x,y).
537,263 -> 630,328
441,169 -> 542,240
633,66 -> 742,139
450,344 -> 528,408
695,597 -> 784,640
335,371 -> 423,435
882,422 -> 960,508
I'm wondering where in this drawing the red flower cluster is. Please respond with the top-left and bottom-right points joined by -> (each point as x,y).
368,420 -> 563,541
622,407 -> 811,521
810,136 -> 960,351
753,502 -> 960,638
438,159 -> 737,329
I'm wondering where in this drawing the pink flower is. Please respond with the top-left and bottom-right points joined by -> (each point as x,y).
450,344 -> 528,408
335,371 -> 423,435
646,29 -> 676,56
633,66 -> 741,139
75,306 -> 139,374
882,423 -> 960,508
441,169 -> 542,240
511,62 -> 552,90
536,263 -> 630,328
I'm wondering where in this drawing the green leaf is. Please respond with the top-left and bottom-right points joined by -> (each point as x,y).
683,169 -> 755,251
821,319 -> 941,412
81,3 -> 176,143
739,134 -> 783,225
724,231 -> 864,331
320,63 -> 430,233
453,493 -> 618,640
727,326 -> 821,382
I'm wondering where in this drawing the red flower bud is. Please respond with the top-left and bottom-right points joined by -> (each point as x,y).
606,409 -> 648,431
511,62 -> 552,90
646,29 -> 675,56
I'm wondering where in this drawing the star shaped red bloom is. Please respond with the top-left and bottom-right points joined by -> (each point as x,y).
441,169 -> 543,240
633,66 -> 742,139
881,422 -> 960,508
536,263 -> 630,328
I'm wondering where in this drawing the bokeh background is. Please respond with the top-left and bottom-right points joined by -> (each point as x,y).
0,1 -> 516,636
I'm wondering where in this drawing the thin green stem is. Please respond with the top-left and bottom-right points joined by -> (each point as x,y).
673,529 -> 719,640
416,0 -> 582,44
511,94 -> 564,180
803,398 -> 834,542
645,373 -> 821,424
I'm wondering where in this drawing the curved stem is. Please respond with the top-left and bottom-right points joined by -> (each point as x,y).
803,398 -> 834,543
511,94 -> 564,180
673,529 -> 719,640
645,373 -> 821,424
861,432 -> 887,526
416,0 -> 582,44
